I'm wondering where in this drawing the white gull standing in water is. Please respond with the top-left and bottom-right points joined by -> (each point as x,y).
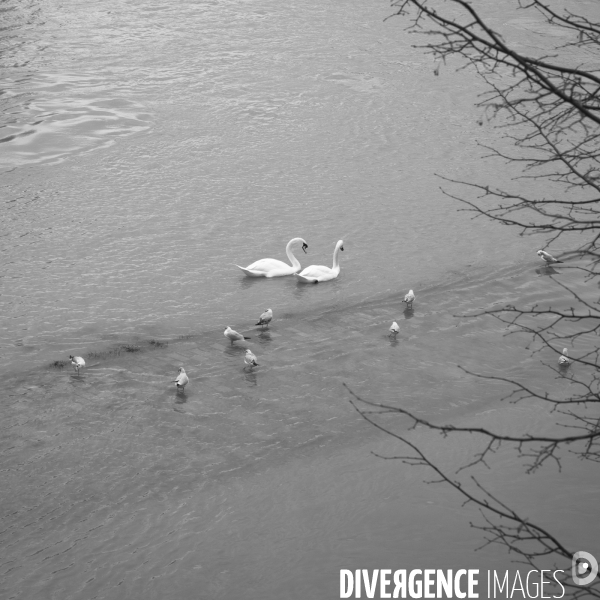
174,367 -> 189,391
244,349 -> 259,369
69,355 -> 85,374
256,308 -> 273,328
402,289 -> 415,309
558,348 -> 571,366
389,322 -> 400,336
224,326 -> 251,344
537,250 -> 562,266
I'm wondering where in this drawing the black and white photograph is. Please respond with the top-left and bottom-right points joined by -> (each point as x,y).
1,0 -> 599,598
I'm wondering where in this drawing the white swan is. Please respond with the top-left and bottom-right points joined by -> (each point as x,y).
294,240 -> 344,283
235,238 -> 308,277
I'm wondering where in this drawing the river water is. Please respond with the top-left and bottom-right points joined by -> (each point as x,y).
1,0 -> 599,598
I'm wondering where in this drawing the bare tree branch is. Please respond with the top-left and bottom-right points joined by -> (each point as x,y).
352,2 -> 600,595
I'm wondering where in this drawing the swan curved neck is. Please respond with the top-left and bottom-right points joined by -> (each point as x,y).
286,238 -> 302,268
332,244 -> 343,271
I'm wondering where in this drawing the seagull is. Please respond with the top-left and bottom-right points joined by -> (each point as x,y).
174,367 -> 189,390
69,355 -> 85,374
402,289 -> 415,309
256,308 -> 273,328
558,348 -> 571,366
224,326 -> 251,344
389,321 -> 400,336
244,349 -> 259,369
537,250 -> 563,266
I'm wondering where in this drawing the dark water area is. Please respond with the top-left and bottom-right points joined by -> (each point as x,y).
1,0 -> 600,598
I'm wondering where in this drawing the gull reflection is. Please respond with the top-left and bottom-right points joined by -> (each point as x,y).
223,345 -> 246,358
238,277 -> 265,291
174,391 -> 188,404
535,266 -> 559,276
244,370 -> 258,386
257,331 -> 272,344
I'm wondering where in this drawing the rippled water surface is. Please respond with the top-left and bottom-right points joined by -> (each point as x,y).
2,0 -> 599,598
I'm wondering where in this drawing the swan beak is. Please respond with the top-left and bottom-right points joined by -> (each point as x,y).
302,243 -> 308,253
340,246 -> 344,251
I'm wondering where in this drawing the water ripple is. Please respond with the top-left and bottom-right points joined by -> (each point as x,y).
0,73 -> 151,170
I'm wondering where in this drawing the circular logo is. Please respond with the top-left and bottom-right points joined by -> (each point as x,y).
572,551 -> 598,586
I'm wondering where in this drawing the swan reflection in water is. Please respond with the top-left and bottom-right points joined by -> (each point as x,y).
238,276 -> 267,291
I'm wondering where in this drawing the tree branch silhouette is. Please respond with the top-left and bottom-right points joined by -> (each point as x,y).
345,385 -> 600,598
350,1 -> 600,596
